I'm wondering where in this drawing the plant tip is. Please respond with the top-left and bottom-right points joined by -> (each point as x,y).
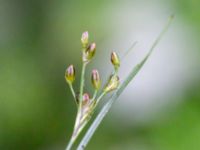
91,69 -> 101,90
111,51 -> 120,71
83,43 -> 96,62
81,31 -> 89,48
65,64 -> 75,84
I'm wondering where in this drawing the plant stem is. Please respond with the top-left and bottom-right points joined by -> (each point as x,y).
66,90 -> 106,150
95,91 -> 106,106
69,83 -> 77,105
92,90 -> 98,101
65,118 -> 87,150
76,62 -> 87,127
79,62 -> 87,110
65,135 -> 76,150
66,61 -> 87,150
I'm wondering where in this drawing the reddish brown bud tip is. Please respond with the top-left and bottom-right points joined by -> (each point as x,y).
111,51 -> 120,71
83,43 -> 96,62
81,31 -> 89,48
91,69 -> 101,90
89,43 -> 96,51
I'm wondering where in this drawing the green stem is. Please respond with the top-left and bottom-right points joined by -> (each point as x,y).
65,120 -> 87,150
65,135 -> 76,150
79,62 -> 87,110
95,91 -> 107,106
92,90 -> 98,101
66,87 -> 105,150
66,61 -> 87,150
69,84 -> 77,105
74,62 -> 87,139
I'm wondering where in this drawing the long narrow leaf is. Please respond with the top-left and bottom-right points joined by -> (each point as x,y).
121,41 -> 138,61
77,15 -> 174,150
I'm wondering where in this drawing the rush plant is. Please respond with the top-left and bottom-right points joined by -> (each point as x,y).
65,15 -> 174,150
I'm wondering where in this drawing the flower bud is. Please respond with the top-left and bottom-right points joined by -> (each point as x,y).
83,43 -> 96,62
82,93 -> 90,106
104,75 -> 120,93
91,69 -> 101,90
65,65 -> 75,84
111,52 -> 120,71
81,31 -> 89,48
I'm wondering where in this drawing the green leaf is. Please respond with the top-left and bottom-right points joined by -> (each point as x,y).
77,15 -> 174,150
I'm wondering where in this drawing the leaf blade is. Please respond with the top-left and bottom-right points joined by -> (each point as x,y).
77,15 -> 174,150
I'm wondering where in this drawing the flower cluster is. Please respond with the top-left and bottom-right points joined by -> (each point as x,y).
65,31 -> 120,145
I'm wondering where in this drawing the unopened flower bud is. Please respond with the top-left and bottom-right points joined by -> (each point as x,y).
104,75 -> 120,93
83,43 -> 96,62
81,31 -> 89,48
82,93 -> 90,106
91,69 -> 101,90
65,65 -> 75,84
111,52 -> 120,71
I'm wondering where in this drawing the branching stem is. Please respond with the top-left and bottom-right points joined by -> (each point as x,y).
66,61 -> 87,150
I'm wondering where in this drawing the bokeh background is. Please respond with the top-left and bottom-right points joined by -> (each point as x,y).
0,0 -> 200,149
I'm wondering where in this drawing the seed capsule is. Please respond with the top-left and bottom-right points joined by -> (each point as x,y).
104,75 -> 120,93
111,52 -> 120,71
91,69 -> 101,90
81,31 -> 89,48
65,65 -> 75,84
83,43 -> 96,62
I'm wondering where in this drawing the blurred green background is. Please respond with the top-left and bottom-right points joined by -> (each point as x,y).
0,0 -> 200,149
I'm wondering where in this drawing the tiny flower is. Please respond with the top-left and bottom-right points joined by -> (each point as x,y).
104,75 -> 120,93
83,43 -> 96,62
81,31 -> 89,48
91,69 -> 101,90
111,52 -> 120,71
82,93 -> 90,106
65,65 -> 75,84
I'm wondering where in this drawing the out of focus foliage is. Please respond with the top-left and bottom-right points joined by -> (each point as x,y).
0,0 -> 200,149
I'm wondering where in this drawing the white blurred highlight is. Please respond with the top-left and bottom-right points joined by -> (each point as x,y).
93,0 -> 200,123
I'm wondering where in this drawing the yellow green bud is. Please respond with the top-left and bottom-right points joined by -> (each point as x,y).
111,52 -> 120,71
104,75 -> 120,93
83,43 -> 96,62
91,69 -> 101,90
81,31 -> 89,48
65,65 -> 75,84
